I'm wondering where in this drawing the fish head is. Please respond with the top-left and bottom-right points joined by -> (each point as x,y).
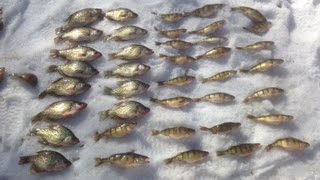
94,8 -> 105,19
63,135 -> 80,146
72,101 -> 87,112
90,50 -> 102,59
137,28 -> 148,35
93,29 -> 104,37
137,105 -> 150,116
253,143 -> 262,151
136,64 -> 150,74
128,10 -> 138,19
144,47 -> 154,56
53,158 -> 72,171
76,83 -> 91,93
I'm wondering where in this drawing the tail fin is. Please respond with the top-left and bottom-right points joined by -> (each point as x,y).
243,27 -> 252,33
265,144 -> 273,152
200,126 -> 210,131
164,157 -> 174,165
230,7 -> 238,12
55,27 -> 65,35
201,78 -> 209,84
94,158 -> 104,167
104,35 -> 113,41
49,49 -> 59,58
108,53 -> 117,60
38,91 -> 47,99
32,113 -> 43,124
239,69 -> 249,73
151,130 -> 161,136
149,98 -> 159,103
236,47 -> 243,50
246,114 -> 256,120
159,54 -> 168,58
19,156 -> 32,164
216,150 -> 226,156
195,55 -> 203,60
192,98 -> 201,102
94,132 -> 102,142
54,35 -> 64,44
99,110 -> 110,121
104,71 -> 113,78
188,30 -> 198,35
28,128 -> 39,136
157,81 -> 164,86
155,41 -> 162,46
103,87 -> 113,95
47,65 -> 58,73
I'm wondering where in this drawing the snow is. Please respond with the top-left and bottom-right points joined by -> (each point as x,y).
0,0 -> 320,179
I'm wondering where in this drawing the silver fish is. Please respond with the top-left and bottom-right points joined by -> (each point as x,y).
47,61 -> 99,78
104,63 -> 150,78
105,25 -> 148,41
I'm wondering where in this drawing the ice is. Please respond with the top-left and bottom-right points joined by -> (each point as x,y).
0,0 -> 320,179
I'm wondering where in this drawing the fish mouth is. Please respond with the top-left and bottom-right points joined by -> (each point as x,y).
95,52 -> 102,58
73,138 -> 80,145
93,69 -> 99,75
78,102 -> 88,110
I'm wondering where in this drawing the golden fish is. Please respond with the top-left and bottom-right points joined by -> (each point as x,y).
154,27 -> 187,39
104,63 -> 150,78
50,46 -> 102,62
196,47 -> 231,60
193,92 -> 235,104
0,67 -> 5,82
188,20 -> 225,36
240,59 -> 284,74
202,70 -> 237,83
231,6 -> 267,23
105,8 -> 138,22
11,73 -> 38,87
187,4 -> 225,17
104,80 -> 149,99
247,114 -> 293,125
105,25 -> 148,41
150,96 -> 193,108
109,44 -> 154,60
164,150 -> 209,165
155,40 -> 193,50
244,21 -> 272,35
266,137 -> 310,152
151,12 -> 186,23
158,75 -> 195,87
94,122 -> 137,142
152,126 -> 195,139
159,54 -> 196,65
54,27 -> 103,44
47,61 -> 99,79
236,41 -> 274,52
200,122 -> 241,135
194,37 -> 228,45
217,143 -> 261,157
95,152 -> 150,168
244,87 -> 284,103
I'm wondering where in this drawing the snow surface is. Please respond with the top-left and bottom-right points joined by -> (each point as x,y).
0,0 -> 320,179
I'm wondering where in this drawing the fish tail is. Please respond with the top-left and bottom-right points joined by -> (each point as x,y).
164,157 -> 174,165
200,126 -> 210,131
195,55 -> 203,60
192,98 -> 201,102
49,49 -> 59,58
54,35 -> 64,44
103,87 -> 113,95
99,110 -> 110,121
31,113 -> 43,124
94,132 -> 102,142
149,98 -> 159,103
243,98 -> 250,103
104,35 -> 113,41
104,71 -> 113,78
94,158 -> 104,167
230,7 -> 238,11
28,128 -> 40,136
151,130 -> 161,136
188,30 -> 197,35
242,27 -> 251,32
154,27 -> 159,31
201,78 -> 208,84
216,150 -> 226,156
19,156 -> 32,164
236,47 -> 243,50
47,65 -> 58,73
246,114 -> 256,120
55,27 -> 65,35
151,12 -> 158,15
38,91 -> 47,99
159,54 -> 168,58
155,41 -> 162,46
239,69 -> 249,73
157,81 -> 164,86
108,53 -> 117,60
265,144 -> 274,152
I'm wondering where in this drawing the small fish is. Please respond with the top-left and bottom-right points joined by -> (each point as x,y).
19,150 -> 72,174
240,59 -> 284,74
150,96 -> 193,108
247,114 -> 293,125
194,37 -> 228,45
231,6 -> 267,23
266,137 -> 310,152
216,143 -> 261,157
0,67 -> 5,82
48,61 -> 99,78
155,40 -> 193,50
99,101 -> 150,120
32,100 -> 87,123
94,122 -> 137,142
105,8 -> 138,22
186,4 -> 225,18
11,73 -> 38,87
152,126 -> 195,139
236,41 -> 274,52
56,8 -> 104,34
104,63 -> 150,78
54,27 -> 103,44
30,124 -> 79,147
151,12 -> 186,23
109,44 -> 154,60
159,54 -> 196,65
193,92 -> 235,104
154,27 -> 187,39
50,46 -> 102,62
244,21 -> 272,35
95,152 -> 150,168
38,77 -> 90,99
188,20 -> 226,36
196,47 -> 231,60
202,70 -> 237,83
158,75 -> 195,87
104,80 -> 149,99
164,150 -> 209,165
105,25 -> 148,41
200,122 -> 241,135
244,87 -> 284,103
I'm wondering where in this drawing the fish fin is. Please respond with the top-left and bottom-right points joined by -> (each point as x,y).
38,138 -> 49,145
246,114 -> 256,120
54,35 -> 64,44
157,81 -> 164,86
49,49 -> 59,58
19,156 -> 32,164
239,69 -> 249,73
55,27 -> 65,35
236,47 -> 243,50
188,30 -> 198,35
149,98 -> 159,103
31,113 -> 44,124
155,41 -> 162,46
242,27 -> 252,33
216,150 -> 226,156
192,98 -> 201,102
201,78 -> 208,84
47,65 -> 58,73
200,126 -> 210,131
108,53 -> 117,60
164,157 -> 174,165
99,110 -> 110,121
94,132 -> 102,142
195,55 -> 203,60
104,71 -> 113,78
28,128 -> 40,136
159,54 -> 168,58
38,91 -> 48,99
230,7 -> 238,11
94,158 -> 104,167
104,35 -> 113,41
103,87 -> 113,96
116,80 -> 129,86
151,130 -> 161,136
265,144 -> 273,152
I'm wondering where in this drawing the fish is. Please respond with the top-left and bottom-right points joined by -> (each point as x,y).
109,44 -> 154,60
151,12 -> 186,23
193,37 -> 228,45
56,8 -> 104,34
94,122 -> 137,142
164,150 -> 209,165
239,59 -> 284,74
266,137 -> 310,152
104,63 -> 150,78
231,6 -> 267,23
105,25 -> 148,41
105,8 -> 138,22
95,152 -> 150,168
216,143 -> 261,157
31,100 -> 87,123
155,40 -> 193,50
243,21 -> 272,35
159,54 -> 196,65
99,101 -> 150,120
154,27 -> 187,39
150,96 -> 193,108
48,61 -> 98,79
0,67 -> 5,82
193,92 -> 235,104
38,77 -> 91,99
186,4 -> 225,18
243,87 -> 284,103
19,150 -> 71,174
196,47 -> 231,60
202,70 -> 237,83
158,75 -> 195,87
50,46 -> 102,62
152,126 -> 195,139
104,80 -> 149,99
11,73 -> 38,87
188,20 -> 226,36
29,124 -> 79,147
247,114 -> 293,125
54,27 -> 103,44
236,41 -> 274,52
200,122 -> 241,135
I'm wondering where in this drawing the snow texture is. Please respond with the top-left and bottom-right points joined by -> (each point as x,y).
0,0 -> 320,179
